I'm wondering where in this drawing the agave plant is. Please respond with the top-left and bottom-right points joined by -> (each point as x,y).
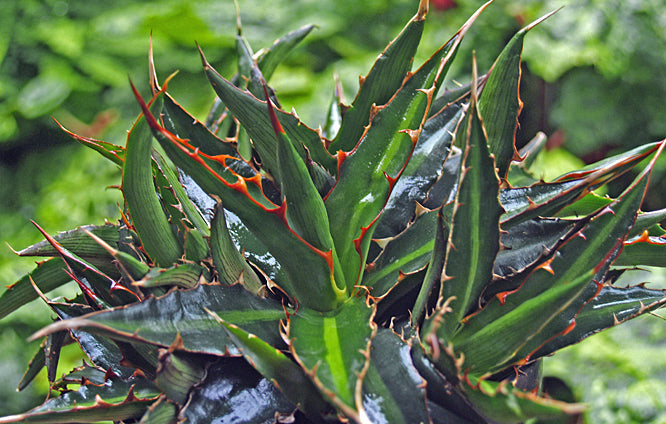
2,0 -> 665,423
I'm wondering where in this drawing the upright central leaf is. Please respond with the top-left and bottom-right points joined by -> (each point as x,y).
437,68 -> 504,340
287,297 -> 375,420
325,8 -> 484,289
328,0 -> 428,153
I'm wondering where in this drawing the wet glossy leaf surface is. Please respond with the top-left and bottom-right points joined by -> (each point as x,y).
181,358 -> 295,424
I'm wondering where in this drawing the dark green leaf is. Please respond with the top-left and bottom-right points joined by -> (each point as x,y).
0,375 -> 159,423
614,235 -> 666,267
326,11 -> 477,288
373,102 -> 463,239
532,283 -> 666,359
124,85 -> 182,266
438,71 -> 503,338
138,397 -> 178,424
450,146 -> 656,375
137,85 -> 341,311
255,24 -> 316,81
461,376 -> 581,424
155,351 -> 206,405
200,49 -> 336,179
210,202 -> 262,291
361,328 -> 430,424
329,0 -> 427,153
181,358 -> 295,424
478,12 -> 556,178
213,314 -> 331,420
31,284 -> 288,356
0,258 -> 71,320
17,343 -> 46,391
49,300 -> 137,379
364,208 -> 438,298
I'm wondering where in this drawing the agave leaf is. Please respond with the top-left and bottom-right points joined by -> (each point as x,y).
361,328 -> 430,424
255,24 -> 316,81
373,101 -> 464,239
410,342 -> 487,423
532,283 -> 666,359
412,207 -> 453,327
124,84 -> 183,266
328,0 -> 428,153
422,150 -> 462,209
630,208 -> 666,237
31,284 -> 287,356
17,342 -> 46,391
134,84 -> 343,312
161,93 -> 248,176
210,202 -> 262,291
364,207 -> 438,297
461,376 -> 583,424
155,350 -> 206,405
82,229 -> 150,282
438,62 -> 504,339
16,225 -> 120,259
33,222 -> 140,308
0,258 -> 71,320
200,49 -> 336,179
323,78 -> 345,140
428,78 -> 475,119
30,223 -> 139,308
553,141 -> 662,182
211,312 -> 331,420
138,397 -> 178,424
554,191 -> 613,218
286,297 -> 375,419
205,23 -> 315,129
0,375 -> 160,424
492,217 -> 587,281
267,93 -> 344,294
49,301 -> 137,379
500,141 -> 661,227
614,234 -> 666,267
152,148 -> 211,238
222,209 -> 290,289
326,7 -> 482,289
56,120 -> 125,166
134,263 -> 206,289
180,358 -> 296,424
478,12 -> 557,178
450,143 -> 659,375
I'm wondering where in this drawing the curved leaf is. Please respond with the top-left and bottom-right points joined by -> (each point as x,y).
329,0 -> 428,153
123,87 -> 182,266
532,283 -> 666,359
361,328 -> 430,424
461,376 -> 583,424
0,258 -> 71,320
326,9 -> 479,288
213,314 -> 331,420
180,358 -> 296,424
31,284 -> 288,356
134,85 -> 343,312
451,143 -> 658,375
0,375 -> 159,424
210,202 -> 262,291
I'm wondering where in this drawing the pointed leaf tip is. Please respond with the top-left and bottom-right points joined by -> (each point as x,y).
417,0 -> 429,20
264,83 -> 285,136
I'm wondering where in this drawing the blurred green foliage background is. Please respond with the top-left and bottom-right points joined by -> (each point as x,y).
0,0 -> 664,421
